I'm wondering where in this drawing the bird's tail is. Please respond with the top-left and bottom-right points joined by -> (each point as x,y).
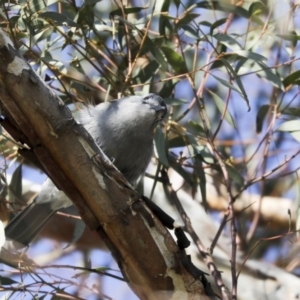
5,200 -> 57,246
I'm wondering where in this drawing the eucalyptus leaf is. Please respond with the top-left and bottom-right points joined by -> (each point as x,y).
213,33 -> 242,51
283,70 -> 300,88
195,157 -> 207,211
277,120 -> 300,142
169,156 -> 194,186
39,12 -> 77,26
211,74 -> 241,94
219,58 -> 250,111
281,107 -> 300,117
163,98 -> 188,105
9,164 -> 22,203
210,18 -> 228,35
160,46 -> 188,74
207,89 -> 236,128
249,2 -> 266,17
256,104 -> 270,133
64,220 -> 86,249
109,7 -> 144,17
0,276 -> 19,285
277,120 -> 300,132
225,163 -> 244,188
154,126 -> 169,167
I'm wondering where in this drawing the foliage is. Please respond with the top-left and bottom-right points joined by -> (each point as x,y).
1,0 -> 300,299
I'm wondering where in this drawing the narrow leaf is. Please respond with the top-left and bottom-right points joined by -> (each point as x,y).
9,164 -> 22,202
234,50 -> 267,63
210,18 -> 228,35
0,276 -> 19,285
169,156 -> 194,186
213,33 -> 242,51
249,2 -> 266,17
109,7 -> 144,18
211,74 -> 241,94
163,98 -> 188,106
256,61 -> 284,90
39,12 -> 77,26
154,126 -> 169,167
189,120 -> 206,136
160,46 -> 188,73
281,107 -> 300,117
225,163 -> 244,187
277,120 -> 300,143
277,120 -> 300,132
194,154 -> 207,211
207,89 -> 236,128
220,58 -> 250,110
256,104 -> 270,133
283,70 -> 300,88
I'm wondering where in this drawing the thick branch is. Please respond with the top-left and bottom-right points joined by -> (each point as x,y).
0,30 -> 211,299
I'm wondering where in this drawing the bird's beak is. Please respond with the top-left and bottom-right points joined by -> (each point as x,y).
153,104 -> 167,121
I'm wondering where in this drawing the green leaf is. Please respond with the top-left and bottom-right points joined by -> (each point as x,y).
219,58 -> 250,111
197,145 -> 215,164
194,1 -> 265,26
160,46 -> 188,73
256,105 -> 269,133
211,74 -> 241,94
143,38 -> 168,70
9,164 -> 22,202
213,33 -> 242,51
249,2 -> 266,17
159,0 -> 172,36
225,163 -> 244,188
163,98 -> 188,106
195,1 -> 249,19
283,70 -> 300,88
158,79 -> 179,98
154,126 -> 169,167
113,18 -> 169,70
176,13 -> 200,27
39,12 -> 77,26
234,50 -> 267,63
281,107 -> 300,117
168,135 -> 190,148
193,154 -> 207,211
64,220 -> 86,249
133,60 -> 159,84
29,0 -> 47,13
256,61 -> 284,90
198,20 -> 212,27
85,0 -> 102,4
109,7 -> 144,18
277,120 -> 300,142
180,24 -> 200,39
0,276 -> 19,285
46,0 -> 59,6
189,120 -> 207,136
277,120 -> 300,132
32,27 -> 54,45
207,89 -> 236,128
277,31 -> 299,48
169,156 -> 194,186
210,18 -> 228,35
211,53 -> 239,69
76,4 -> 95,27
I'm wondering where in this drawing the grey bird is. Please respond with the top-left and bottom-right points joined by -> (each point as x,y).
5,93 -> 167,246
